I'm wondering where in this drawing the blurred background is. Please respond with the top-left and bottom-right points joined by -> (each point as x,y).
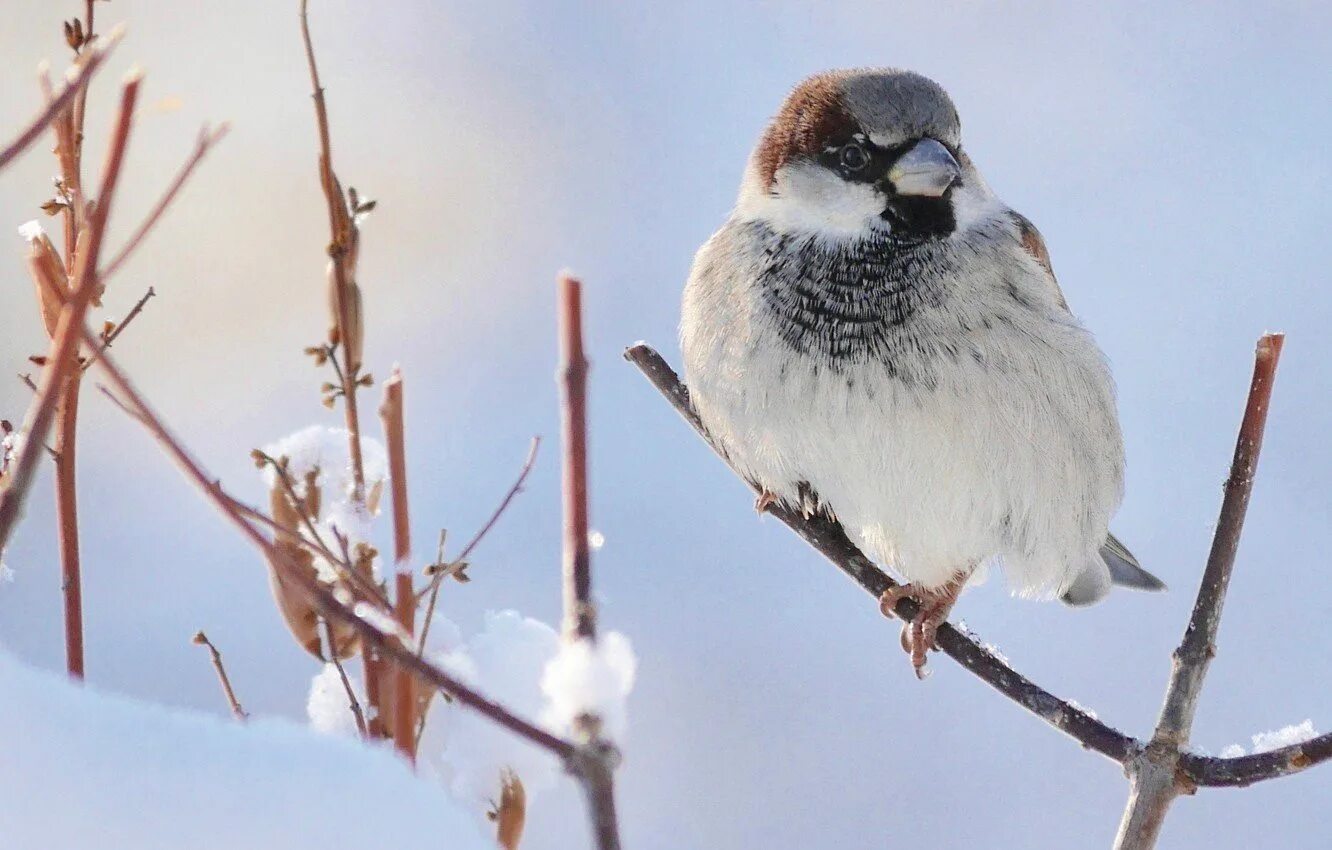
1,1 -> 1329,847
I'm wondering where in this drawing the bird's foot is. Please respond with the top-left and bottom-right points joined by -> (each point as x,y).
754,489 -> 778,514
878,575 -> 966,680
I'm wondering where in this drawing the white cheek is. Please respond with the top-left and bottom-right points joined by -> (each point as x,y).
950,168 -> 1004,234
736,161 -> 887,238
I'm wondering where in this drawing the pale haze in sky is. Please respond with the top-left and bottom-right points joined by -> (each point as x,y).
0,1 -> 1329,848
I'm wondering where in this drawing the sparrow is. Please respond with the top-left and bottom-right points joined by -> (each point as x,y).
680,68 -> 1164,676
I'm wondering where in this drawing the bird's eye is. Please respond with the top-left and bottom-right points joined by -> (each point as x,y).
839,143 -> 869,172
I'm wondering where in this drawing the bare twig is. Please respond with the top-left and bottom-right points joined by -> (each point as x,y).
559,274 -> 595,642
101,123 -> 231,281
249,449 -> 390,609
192,630 -> 248,721
416,437 -> 541,653
299,0 -> 367,500
1115,334 -> 1285,849
0,75 -> 142,682
83,286 -> 154,370
90,338 -> 576,759
559,274 -> 622,850
324,618 -> 367,737
380,369 -> 411,566
0,27 -> 121,173
380,369 -> 416,760
299,0 -> 381,738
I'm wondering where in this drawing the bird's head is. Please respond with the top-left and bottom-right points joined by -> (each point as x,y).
740,69 -> 988,242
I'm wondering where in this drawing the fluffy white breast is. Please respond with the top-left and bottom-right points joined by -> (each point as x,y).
680,208 -> 1124,599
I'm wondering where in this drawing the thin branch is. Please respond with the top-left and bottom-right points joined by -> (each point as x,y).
83,287 -> 154,370
625,342 -> 1140,762
416,437 -> 541,652
324,619 -> 367,737
299,0 -> 367,501
0,27 -> 121,173
192,630 -> 248,721
559,274 -> 596,642
0,73 -> 141,615
1181,731 -> 1332,787
101,123 -> 231,281
559,274 -> 622,850
380,369 -> 411,565
249,449 -> 390,610
1115,334 -> 1285,848
380,369 -> 416,760
299,1 -> 380,736
87,335 -> 576,759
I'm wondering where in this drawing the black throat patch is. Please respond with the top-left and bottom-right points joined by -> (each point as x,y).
750,221 -> 953,373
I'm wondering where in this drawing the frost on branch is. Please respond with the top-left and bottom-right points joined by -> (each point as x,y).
307,663 -> 366,737
1218,720 -> 1319,759
541,632 -> 637,741
257,425 -> 389,657
262,425 -> 389,498
420,610 -> 564,805
260,425 -> 389,572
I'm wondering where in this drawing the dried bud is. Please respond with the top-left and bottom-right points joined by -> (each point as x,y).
64,20 -> 82,50
321,395 -> 337,410
40,199 -> 67,216
266,476 -> 359,661
357,373 -> 374,387
493,769 -> 527,850
366,478 -> 384,516
249,449 -> 267,468
28,355 -> 48,367
303,345 -> 330,367
21,221 -> 69,338
191,631 -> 207,645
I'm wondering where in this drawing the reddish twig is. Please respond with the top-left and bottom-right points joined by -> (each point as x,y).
89,338 -> 576,759
559,274 -> 596,642
380,369 -> 416,760
192,630 -> 248,721
0,27 -> 121,173
324,619 -> 367,737
299,0 -> 381,737
416,437 -> 541,653
83,287 -> 155,371
380,369 -> 411,566
1115,334 -> 1285,849
299,0 -> 367,500
558,274 -> 622,850
0,74 -> 142,682
101,123 -> 231,281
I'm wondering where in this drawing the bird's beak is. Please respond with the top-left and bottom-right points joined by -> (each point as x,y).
887,138 -> 961,198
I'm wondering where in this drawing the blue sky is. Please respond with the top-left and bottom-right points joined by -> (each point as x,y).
1,1 -> 1330,847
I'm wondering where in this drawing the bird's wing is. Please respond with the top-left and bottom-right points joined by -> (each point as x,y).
1007,210 -> 1069,311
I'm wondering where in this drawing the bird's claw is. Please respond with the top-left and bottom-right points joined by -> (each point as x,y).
877,577 -> 965,679
754,489 -> 778,514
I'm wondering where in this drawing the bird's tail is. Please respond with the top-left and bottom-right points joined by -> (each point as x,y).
1060,533 -> 1166,606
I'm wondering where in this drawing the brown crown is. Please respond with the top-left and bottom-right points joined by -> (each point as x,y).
753,72 -> 859,190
